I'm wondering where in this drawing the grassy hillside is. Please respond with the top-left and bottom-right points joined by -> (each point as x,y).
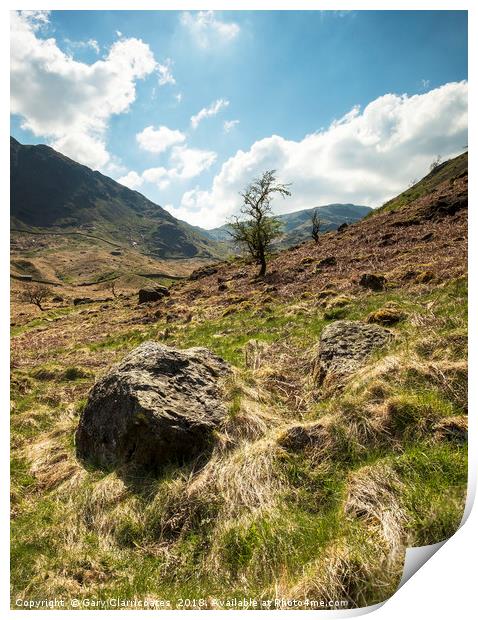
376,151 -> 467,215
10,137 -> 221,260
10,155 -> 467,609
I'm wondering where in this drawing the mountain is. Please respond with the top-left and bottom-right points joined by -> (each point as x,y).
10,137 -> 220,260
205,203 -> 372,246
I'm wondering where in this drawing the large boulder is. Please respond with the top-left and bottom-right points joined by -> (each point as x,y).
315,320 -> 393,387
75,342 -> 230,471
138,286 -> 170,304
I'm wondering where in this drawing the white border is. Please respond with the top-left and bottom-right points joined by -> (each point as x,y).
2,2 -> 475,618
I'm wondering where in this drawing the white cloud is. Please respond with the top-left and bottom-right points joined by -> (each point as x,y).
191,98 -> 229,129
136,125 -> 186,153
20,10 -> 50,29
11,10 -> 157,170
224,119 -> 240,133
169,146 -> 217,179
64,37 -> 100,54
119,146 -> 217,192
157,58 -> 175,85
117,170 -> 144,190
142,167 -> 171,190
175,92 -> 183,103
177,81 -> 468,228
181,10 -> 240,48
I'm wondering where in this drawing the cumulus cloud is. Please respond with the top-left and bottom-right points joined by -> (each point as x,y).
224,119 -> 240,133
169,146 -> 217,179
191,98 -> 229,129
11,10 -> 157,170
176,81 -> 468,228
181,10 -> 240,48
117,170 -> 144,190
136,125 -> 186,153
118,146 -> 216,191
142,167 -> 170,190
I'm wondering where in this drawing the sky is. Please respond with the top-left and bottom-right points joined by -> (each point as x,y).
10,10 -> 468,229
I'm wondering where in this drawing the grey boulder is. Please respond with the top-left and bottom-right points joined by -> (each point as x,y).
315,320 -> 393,387
75,342 -> 230,471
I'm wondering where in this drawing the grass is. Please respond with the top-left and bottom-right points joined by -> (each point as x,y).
10,275 -> 468,609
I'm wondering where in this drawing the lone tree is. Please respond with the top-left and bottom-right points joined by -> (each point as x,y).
230,170 -> 291,276
430,155 -> 442,171
107,279 -> 118,298
311,209 -> 321,244
20,283 -> 50,311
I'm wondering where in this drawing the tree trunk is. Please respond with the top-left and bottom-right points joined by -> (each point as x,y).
258,255 -> 267,277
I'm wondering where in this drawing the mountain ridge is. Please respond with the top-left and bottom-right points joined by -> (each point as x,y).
10,136 -> 221,260
205,203 -> 372,246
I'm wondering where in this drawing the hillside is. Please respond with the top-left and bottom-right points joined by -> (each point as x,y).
10,137 -> 220,260
10,153 -> 468,609
206,203 -> 372,246
376,151 -> 468,215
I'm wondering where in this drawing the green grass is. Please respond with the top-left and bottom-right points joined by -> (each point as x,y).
393,443 -> 467,545
10,274 -> 468,608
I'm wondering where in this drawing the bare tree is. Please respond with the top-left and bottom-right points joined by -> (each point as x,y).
311,209 -> 322,243
107,279 -> 118,298
229,170 -> 291,276
429,155 -> 442,172
20,283 -> 50,311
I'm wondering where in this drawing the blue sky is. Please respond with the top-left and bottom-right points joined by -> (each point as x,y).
11,10 -> 468,228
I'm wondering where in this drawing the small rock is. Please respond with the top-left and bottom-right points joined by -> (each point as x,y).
73,297 -> 93,306
189,265 -> 218,281
359,273 -> 386,291
337,223 -> 348,233
138,286 -> 169,304
316,256 -> 337,268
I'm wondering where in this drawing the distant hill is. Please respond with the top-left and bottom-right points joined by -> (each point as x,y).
10,137 -> 221,260
205,203 -> 372,247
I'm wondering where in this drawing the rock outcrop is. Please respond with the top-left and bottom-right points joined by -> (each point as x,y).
138,286 -> 170,304
315,320 -> 393,387
75,342 -> 230,471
